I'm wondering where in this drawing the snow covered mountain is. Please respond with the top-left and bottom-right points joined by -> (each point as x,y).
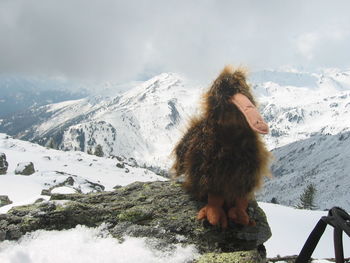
256,69 -> 350,149
2,69 -> 350,162
1,68 -> 350,210
0,73 -> 201,167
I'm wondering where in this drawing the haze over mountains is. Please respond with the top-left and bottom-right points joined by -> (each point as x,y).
1,68 -> 350,210
0,75 -> 90,118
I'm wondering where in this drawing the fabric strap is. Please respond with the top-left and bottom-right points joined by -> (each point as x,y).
295,207 -> 350,263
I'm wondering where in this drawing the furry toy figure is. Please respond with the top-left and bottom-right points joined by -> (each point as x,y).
172,66 -> 271,228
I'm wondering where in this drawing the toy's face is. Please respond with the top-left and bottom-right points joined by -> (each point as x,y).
207,70 -> 268,134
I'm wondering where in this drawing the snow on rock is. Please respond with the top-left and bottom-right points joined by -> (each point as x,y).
14,162 -> 35,175
51,186 -> 77,194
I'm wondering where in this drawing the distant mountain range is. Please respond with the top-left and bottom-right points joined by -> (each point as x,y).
1,68 -> 350,210
0,75 -> 88,118
0,73 -> 198,166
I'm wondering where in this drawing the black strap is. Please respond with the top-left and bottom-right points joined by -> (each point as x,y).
295,207 -> 350,263
295,219 -> 328,263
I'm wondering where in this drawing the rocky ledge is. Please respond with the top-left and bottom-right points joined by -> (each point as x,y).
0,181 -> 271,262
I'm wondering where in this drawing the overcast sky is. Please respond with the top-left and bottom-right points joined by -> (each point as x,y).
1,0 -> 350,82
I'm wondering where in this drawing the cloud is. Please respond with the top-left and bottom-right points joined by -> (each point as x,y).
1,0 -> 350,83
296,27 -> 350,66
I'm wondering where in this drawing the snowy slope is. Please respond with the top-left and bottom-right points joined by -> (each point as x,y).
257,131 -> 350,210
0,133 -> 166,213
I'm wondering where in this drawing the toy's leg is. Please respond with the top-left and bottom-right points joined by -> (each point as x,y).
197,194 -> 228,228
228,196 -> 255,226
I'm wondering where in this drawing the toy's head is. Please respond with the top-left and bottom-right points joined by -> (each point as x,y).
203,65 -> 268,134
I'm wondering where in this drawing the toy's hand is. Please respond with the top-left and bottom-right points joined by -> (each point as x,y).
197,194 -> 227,228
197,204 -> 228,228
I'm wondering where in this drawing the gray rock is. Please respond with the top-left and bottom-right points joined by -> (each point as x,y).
0,230 -> 5,241
126,157 -> 137,167
116,162 -> 125,169
64,176 -> 75,186
15,162 -> 35,175
0,153 -> 9,175
35,198 -> 46,203
113,185 -> 122,190
0,195 -> 12,207
41,189 -> 51,196
0,181 -> 271,260
40,172 -> 105,196
116,156 -> 124,162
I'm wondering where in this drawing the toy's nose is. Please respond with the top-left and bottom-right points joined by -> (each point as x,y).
230,93 -> 269,134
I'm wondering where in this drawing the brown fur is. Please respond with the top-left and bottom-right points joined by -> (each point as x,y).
172,65 -> 271,205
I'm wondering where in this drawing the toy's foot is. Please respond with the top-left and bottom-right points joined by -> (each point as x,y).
197,204 -> 228,228
197,194 -> 227,228
227,207 -> 255,226
228,197 -> 255,226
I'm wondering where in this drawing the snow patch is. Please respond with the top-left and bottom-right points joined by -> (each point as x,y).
0,225 -> 199,263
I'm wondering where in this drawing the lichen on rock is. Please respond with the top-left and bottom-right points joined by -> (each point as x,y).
196,249 -> 266,263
